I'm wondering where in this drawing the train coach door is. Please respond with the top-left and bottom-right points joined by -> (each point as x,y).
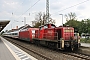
32,30 -> 35,38
39,26 -> 44,39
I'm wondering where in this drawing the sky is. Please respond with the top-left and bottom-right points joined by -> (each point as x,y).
0,0 -> 90,31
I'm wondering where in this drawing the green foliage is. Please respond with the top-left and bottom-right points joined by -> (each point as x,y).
64,12 -> 90,35
65,19 -> 90,35
80,38 -> 90,43
64,20 -> 81,32
33,12 -> 90,36
33,22 -> 41,28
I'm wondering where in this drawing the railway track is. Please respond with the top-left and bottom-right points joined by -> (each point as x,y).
63,52 -> 90,60
3,37 -> 90,60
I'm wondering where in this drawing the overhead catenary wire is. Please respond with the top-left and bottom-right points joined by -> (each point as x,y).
15,0 -> 41,20
10,0 -> 41,29
12,0 -> 89,21
52,0 -> 89,15
7,0 -> 90,31
13,0 -> 25,14
10,0 -> 25,19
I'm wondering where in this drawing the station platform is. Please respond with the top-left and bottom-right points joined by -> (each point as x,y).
0,36 -> 37,60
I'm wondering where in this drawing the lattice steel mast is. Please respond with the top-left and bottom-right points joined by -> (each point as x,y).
46,0 -> 49,24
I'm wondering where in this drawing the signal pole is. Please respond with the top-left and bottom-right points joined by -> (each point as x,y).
59,14 -> 63,26
46,0 -> 49,24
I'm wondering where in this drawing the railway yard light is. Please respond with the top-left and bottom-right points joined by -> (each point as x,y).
59,14 -> 63,27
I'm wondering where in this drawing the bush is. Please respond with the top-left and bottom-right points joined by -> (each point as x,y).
80,38 -> 90,43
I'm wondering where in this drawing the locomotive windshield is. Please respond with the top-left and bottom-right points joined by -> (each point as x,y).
64,29 -> 74,32
44,25 -> 48,29
40,26 -> 44,30
51,25 -> 55,28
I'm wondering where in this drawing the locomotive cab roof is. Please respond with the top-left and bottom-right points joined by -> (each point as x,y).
39,24 -> 56,29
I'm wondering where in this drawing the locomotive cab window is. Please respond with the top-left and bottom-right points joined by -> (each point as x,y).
44,25 -> 48,29
51,25 -> 55,28
39,26 -> 44,30
40,27 -> 42,30
64,29 -> 74,32
51,24 -> 56,28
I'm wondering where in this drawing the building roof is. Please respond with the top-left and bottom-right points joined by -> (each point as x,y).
8,24 -> 31,32
19,24 -> 31,30
0,20 -> 10,32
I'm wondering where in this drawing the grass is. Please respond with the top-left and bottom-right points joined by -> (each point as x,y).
80,38 -> 90,43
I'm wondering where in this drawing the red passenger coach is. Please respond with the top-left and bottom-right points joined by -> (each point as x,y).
19,28 -> 38,42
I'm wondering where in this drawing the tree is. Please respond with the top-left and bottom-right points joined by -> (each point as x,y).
64,12 -> 77,27
65,12 -> 77,21
33,12 -> 55,28
65,20 -> 80,32
65,12 -> 90,35
81,19 -> 90,34
65,12 -> 79,32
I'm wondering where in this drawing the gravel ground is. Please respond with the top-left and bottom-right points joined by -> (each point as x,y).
78,47 -> 90,56
3,37 -> 86,60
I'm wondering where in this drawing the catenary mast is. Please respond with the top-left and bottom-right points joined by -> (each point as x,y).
46,0 -> 49,24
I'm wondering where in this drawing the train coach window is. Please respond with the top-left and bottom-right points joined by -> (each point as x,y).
12,33 -> 18,35
12,33 -> 14,35
15,33 -> 18,35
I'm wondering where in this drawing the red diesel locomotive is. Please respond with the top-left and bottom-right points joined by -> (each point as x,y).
33,24 -> 80,51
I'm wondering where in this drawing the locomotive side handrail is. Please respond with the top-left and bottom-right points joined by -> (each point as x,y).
43,32 -> 58,40
34,32 -> 58,40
